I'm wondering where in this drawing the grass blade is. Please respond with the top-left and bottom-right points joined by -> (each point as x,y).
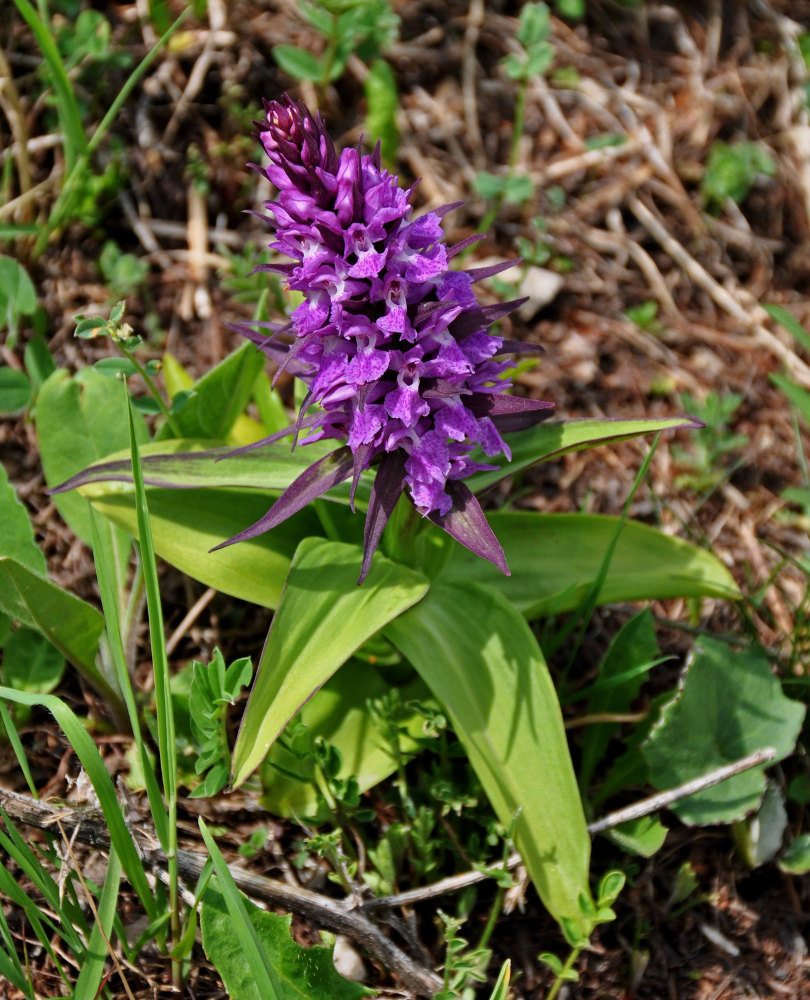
198,818 -> 282,999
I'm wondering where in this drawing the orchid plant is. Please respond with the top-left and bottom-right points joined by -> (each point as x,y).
52,96 -> 739,938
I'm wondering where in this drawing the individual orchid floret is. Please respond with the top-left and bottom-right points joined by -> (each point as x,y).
224,94 -> 553,581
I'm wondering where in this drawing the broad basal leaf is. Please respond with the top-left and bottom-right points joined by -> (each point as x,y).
231,539 -> 429,787
441,511 -> 740,617
384,580 -> 594,934
0,557 -> 108,697
36,367 -> 148,544
642,637 -> 805,825
87,487 -> 326,611
466,414 -> 704,493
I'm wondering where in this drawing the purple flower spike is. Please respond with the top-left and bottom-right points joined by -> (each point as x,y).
227,94 -> 553,578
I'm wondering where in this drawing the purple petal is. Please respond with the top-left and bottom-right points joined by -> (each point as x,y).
359,451 -> 407,584
426,481 -> 509,576
465,258 -> 521,283
211,446 -> 354,551
495,339 -> 546,357
468,394 -> 555,433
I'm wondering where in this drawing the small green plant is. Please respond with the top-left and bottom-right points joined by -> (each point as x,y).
624,300 -> 663,333
540,871 -> 625,1000
99,240 -> 150,298
273,0 -> 397,87
434,910 -> 492,1000
671,391 -> 749,492
701,140 -> 776,210
188,649 -> 253,798
474,2 -> 553,226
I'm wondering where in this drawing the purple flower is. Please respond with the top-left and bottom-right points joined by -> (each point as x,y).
224,95 -> 553,581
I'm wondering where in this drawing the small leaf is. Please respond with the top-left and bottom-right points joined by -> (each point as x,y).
272,44 -> 325,82
94,358 -> 138,377
763,303 -> 810,355
0,369 -> 32,415
779,833 -> 810,875
1,628 -> 65,695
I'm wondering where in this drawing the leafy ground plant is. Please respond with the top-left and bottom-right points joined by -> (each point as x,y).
53,96 -> 739,950
6,3 -> 810,998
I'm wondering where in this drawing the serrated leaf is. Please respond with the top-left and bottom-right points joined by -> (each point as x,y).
642,637 -> 805,825
201,885 -> 373,1000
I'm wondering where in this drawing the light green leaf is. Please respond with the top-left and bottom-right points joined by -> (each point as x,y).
779,833 -> 810,875
0,557 -> 108,697
604,815 -> 667,857
466,415 -> 704,493
0,368 -> 32,414
642,637 -> 805,825
441,511 -> 740,617
231,538 -> 429,787
0,255 -> 37,331
35,367 -> 147,604
763,303 -> 810,355
272,44 -> 325,82
87,487 -> 325,610
0,461 -> 46,575
73,847 -> 122,1000
201,885 -> 373,1000
364,58 -> 399,167
262,659 -> 433,819
155,342 -> 265,441
384,580 -> 594,934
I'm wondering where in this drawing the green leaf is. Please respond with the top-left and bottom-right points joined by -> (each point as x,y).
86,486 -> 324,610
441,511 -> 740,618
466,415 -> 705,493
93,357 -> 138,377
0,255 -> 37,328
231,538 -> 429,787
0,686 -> 156,919
763,303 -> 810,355
272,44 -> 325,82
73,847 -> 122,1000
579,609 -> 660,792
1,628 -> 65,695
604,815 -> 667,857
155,342 -> 265,441
262,658 -> 433,819
384,580 -> 594,934
201,883 -> 373,1000
642,637 -> 805,825
23,336 -> 56,393
364,59 -> 399,167
36,367 -> 148,545
0,461 -> 46,575
11,0 -> 89,172
0,368 -> 32,414
0,557 -> 108,696
779,833 -> 810,875
770,373 -> 810,426
64,437 -> 345,496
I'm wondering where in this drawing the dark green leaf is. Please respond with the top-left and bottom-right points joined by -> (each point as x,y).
0,368 -> 32,415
